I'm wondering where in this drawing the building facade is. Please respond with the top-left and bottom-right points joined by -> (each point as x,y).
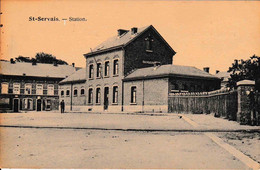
59,68 -> 87,111
83,25 -> 176,112
0,60 -> 76,112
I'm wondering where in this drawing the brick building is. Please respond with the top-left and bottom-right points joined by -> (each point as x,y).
81,25 -> 221,113
59,68 -> 86,111
0,60 -> 76,112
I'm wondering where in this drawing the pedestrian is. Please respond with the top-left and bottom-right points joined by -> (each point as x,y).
60,100 -> 65,113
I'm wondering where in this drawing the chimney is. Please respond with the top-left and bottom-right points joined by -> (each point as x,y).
203,67 -> 210,73
72,63 -> 75,67
131,27 -> 138,34
216,70 -> 219,74
117,29 -> 128,36
10,58 -> 15,64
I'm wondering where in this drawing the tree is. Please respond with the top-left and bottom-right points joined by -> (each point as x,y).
15,52 -> 68,65
15,56 -> 33,62
35,52 -> 68,65
227,55 -> 260,90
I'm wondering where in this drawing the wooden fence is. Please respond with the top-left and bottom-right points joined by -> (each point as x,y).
168,89 -> 238,120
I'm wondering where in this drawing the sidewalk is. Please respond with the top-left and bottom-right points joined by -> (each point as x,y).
1,111 -> 259,131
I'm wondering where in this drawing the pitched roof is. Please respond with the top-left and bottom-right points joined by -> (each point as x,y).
124,64 -> 219,81
215,71 -> 231,82
59,68 -> 86,84
84,25 -> 175,57
0,60 -> 76,78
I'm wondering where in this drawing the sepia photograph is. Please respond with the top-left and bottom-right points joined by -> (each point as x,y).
0,0 -> 259,169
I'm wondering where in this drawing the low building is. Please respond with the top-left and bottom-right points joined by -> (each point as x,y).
0,60 -> 76,112
123,64 -> 221,112
215,71 -> 231,88
59,68 -> 87,111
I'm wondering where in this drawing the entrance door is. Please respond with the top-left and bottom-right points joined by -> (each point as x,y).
37,99 -> 41,111
13,99 -> 19,112
104,87 -> 109,110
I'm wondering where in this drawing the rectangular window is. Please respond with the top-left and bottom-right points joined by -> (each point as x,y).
113,59 -> 119,76
88,88 -> 93,104
89,64 -> 94,79
96,63 -> 102,78
25,84 -> 32,95
131,86 -> 137,104
47,84 -> 54,95
96,88 -> 101,104
1,83 -> 8,94
36,84 -> 43,95
104,61 -> 110,77
113,86 -> 118,104
13,83 -> 20,94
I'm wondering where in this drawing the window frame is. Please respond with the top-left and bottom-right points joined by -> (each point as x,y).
130,86 -> 137,104
73,88 -> 78,97
113,59 -> 119,76
36,84 -> 43,95
89,64 -> 94,79
66,89 -> 70,96
1,82 -> 9,94
88,88 -> 93,104
95,87 -> 101,104
24,83 -> 32,95
96,62 -> 102,78
61,90 -> 64,97
112,85 -> 119,104
47,84 -> 54,95
104,60 -> 110,77
13,83 -> 21,95
80,87 -> 85,96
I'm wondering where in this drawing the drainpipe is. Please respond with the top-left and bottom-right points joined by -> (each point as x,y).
142,79 -> 144,112
70,83 -> 73,111
121,47 -> 125,112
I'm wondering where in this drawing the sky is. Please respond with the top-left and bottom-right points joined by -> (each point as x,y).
1,0 -> 260,74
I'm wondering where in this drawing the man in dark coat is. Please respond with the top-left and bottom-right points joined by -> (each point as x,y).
60,100 -> 65,113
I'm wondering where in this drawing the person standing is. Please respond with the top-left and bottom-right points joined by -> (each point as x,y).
60,100 -> 65,113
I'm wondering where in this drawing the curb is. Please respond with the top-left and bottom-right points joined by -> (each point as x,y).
1,125 -> 260,133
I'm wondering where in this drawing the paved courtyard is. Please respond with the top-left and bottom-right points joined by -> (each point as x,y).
0,111 -> 259,169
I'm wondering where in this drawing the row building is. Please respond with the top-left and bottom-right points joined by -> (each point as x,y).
0,60 -> 76,112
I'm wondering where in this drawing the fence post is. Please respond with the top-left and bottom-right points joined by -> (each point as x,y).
237,80 -> 255,125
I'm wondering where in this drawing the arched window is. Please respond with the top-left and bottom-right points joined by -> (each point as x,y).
66,90 -> 70,96
74,88 -> 78,96
80,88 -> 85,95
61,90 -> 64,97
89,64 -> 94,79
113,59 -> 119,76
96,87 -> 101,104
104,61 -> 110,77
88,88 -> 93,104
113,86 -> 118,104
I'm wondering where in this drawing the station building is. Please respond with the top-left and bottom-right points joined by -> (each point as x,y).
78,25 -> 221,113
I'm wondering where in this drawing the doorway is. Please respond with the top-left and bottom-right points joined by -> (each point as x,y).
13,98 -> 19,112
104,87 -> 109,110
37,99 -> 42,111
